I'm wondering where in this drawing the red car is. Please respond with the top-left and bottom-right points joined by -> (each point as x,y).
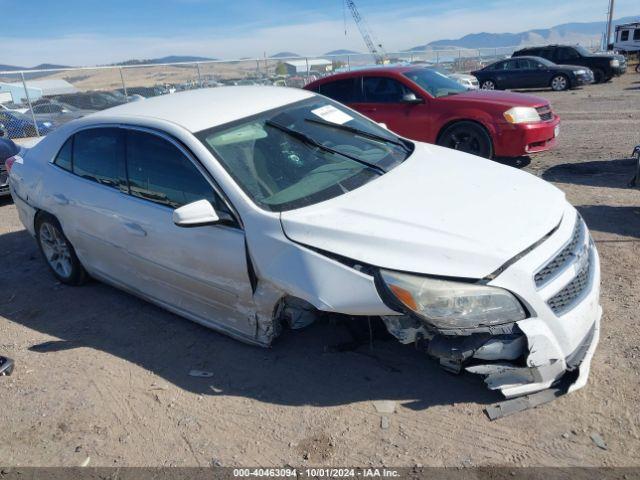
304,66 -> 560,159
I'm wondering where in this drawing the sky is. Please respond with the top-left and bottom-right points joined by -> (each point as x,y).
0,0 -> 637,66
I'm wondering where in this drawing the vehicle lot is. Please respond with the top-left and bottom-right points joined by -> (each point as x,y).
0,73 -> 639,467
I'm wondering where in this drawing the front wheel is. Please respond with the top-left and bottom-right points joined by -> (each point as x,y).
550,74 -> 569,91
437,122 -> 494,159
481,79 -> 496,90
36,213 -> 87,285
592,68 -> 605,84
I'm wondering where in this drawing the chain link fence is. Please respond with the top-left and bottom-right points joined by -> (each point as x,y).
0,43 -> 599,141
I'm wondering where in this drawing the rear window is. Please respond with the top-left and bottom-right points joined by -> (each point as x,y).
54,138 -> 73,171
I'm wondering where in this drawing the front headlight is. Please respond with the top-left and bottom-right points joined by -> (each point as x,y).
575,69 -> 586,75
379,270 -> 526,330
503,107 -> 541,124
610,59 -> 620,67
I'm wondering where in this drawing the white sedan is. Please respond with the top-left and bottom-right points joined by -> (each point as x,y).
7,87 -> 601,407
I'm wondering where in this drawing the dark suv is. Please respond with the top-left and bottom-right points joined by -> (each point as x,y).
513,45 -> 626,83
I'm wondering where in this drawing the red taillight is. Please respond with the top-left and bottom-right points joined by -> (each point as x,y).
4,156 -> 16,173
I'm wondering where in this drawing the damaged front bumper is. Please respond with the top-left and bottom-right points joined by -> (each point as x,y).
467,311 -> 600,399
380,207 -> 602,406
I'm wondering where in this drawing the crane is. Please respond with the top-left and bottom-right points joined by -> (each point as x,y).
343,0 -> 388,64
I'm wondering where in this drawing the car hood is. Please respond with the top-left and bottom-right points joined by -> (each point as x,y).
280,143 -> 566,279
440,89 -> 548,108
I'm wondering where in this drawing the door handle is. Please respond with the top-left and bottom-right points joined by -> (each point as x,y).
53,193 -> 68,205
122,222 -> 147,237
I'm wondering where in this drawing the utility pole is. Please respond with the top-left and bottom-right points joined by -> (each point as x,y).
605,0 -> 615,49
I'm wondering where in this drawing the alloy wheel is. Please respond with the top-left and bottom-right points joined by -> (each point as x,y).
551,76 -> 568,91
481,80 -> 495,90
39,222 -> 73,279
446,130 -> 483,156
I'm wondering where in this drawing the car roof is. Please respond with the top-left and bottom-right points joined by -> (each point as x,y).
90,86 -> 315,133
308,66 -> 419,84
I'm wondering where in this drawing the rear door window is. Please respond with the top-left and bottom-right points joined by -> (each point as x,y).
72,128 -> 126,190
534,49 -> 552,60
125,129 -> 224,210
362,77 -> 410,103
319,78 -> 362,103
556,47 -> 580,62
516,59 -> 535,69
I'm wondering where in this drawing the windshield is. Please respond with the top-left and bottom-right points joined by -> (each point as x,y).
197,97 -> 413,212
403,68 -> 468,97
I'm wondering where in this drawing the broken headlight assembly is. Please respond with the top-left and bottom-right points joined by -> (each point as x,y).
377,269 -> 526,330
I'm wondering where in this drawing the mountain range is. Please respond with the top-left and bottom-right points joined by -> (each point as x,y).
408,16 -> 638,51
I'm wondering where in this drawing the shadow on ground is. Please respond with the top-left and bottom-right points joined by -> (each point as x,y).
0,228 -> 499,410
542,158 -> 636,188
578,205 -> 640,239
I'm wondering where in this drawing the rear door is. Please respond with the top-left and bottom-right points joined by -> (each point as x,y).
117,128 -> 255,339
517,58 -> 546,88
492,60 -> 520,89
47,127 -> 133,282
553,47 -> 586,68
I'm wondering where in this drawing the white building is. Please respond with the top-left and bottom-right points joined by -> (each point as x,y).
284,59 -> 333,76
0,79 -> 79,104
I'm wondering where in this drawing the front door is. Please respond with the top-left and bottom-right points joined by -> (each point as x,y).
350,76 -> 430,141
116,128 -> 255,339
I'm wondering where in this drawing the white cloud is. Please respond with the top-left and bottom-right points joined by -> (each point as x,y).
0,0 -> 636,67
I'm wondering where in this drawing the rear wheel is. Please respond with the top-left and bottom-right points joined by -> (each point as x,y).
437,121 -> 494,159
35,213 -> 87,285
592,68 -> 605,84
480,79 -> 496,90
550,74 -> 569,91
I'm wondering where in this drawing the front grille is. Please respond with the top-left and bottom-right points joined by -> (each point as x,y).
536,105 -> 553,122
534,216 -> 585,287
547,246 -> 595,316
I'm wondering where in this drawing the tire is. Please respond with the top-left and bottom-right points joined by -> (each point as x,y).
550,74 -> 569,91
636,64 -> 640,74
592,68 -> 605,84
437,121 -> 494,159
480,79 -> 496,90
35,213 -> 87,285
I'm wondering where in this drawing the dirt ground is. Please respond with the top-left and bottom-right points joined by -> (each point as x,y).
0,72 -> 639,468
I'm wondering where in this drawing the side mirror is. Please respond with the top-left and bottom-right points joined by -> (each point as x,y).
401,92 -> 423,104
173,199 -> 220,227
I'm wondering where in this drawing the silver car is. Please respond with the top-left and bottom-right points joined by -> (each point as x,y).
7,87 -> 601,406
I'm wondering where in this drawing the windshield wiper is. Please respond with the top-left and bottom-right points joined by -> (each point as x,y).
304,117 -> 412,153
264,120 -> 387,175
